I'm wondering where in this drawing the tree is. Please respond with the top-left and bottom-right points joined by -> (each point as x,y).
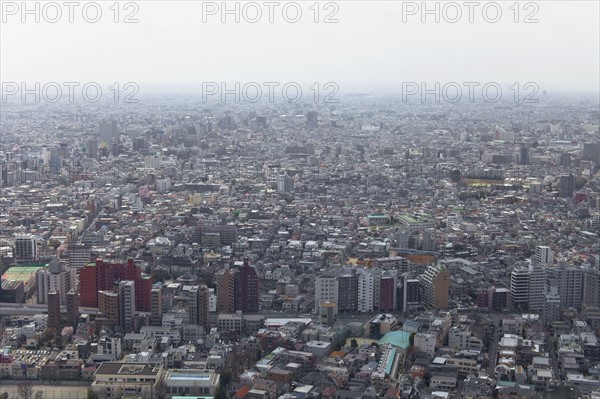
86,388 -> 98,399
350,338 -> 358,349
17,381 -> 34,399
34,392 -> 43,399
220,369 -> 233,387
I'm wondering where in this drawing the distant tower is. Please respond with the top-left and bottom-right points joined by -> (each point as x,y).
306,111 -> 318,129
47,291 -> 62,332
558,174 -> 575,198
519,146 -> 529,165
189,285 -> 209,329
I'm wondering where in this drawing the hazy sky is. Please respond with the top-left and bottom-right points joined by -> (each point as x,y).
1,0 -> 599,93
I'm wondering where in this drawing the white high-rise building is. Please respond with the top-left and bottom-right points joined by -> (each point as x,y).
36,258 -> 75,304
357,270 -> 374,312
543,287 -> 561,324
15,234 -> 38,262
528,263 -> 547,313
535,245 -> 554,265
315,274 -> 338,312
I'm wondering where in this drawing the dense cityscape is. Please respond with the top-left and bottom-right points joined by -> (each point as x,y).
0,92 -> 598,399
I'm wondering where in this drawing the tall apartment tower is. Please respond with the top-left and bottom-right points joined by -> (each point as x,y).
337,270 -> 359,312
150,282 -> 163,326
216,269 -> 235,313
419,265 -> 449,309
188,285 -> 209,329
357,270 -> 375,313
237,258 -> 259,313
528,263 -> 547,313
65,289 -> 80,328
583,269 -> 600,329
118,281 -> 135,333
510,267 -> 530,311
47,290 -> 62,332
98,290 -> 120,329
315,273 -> 339,312
36,258 -> 74,304
535,245 -> 554,265
550,263 -> 583,309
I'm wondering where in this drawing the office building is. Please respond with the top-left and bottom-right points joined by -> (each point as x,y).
397,275 -> 424,312
36,258 -> 75,304
379,274 -> 397,311
558,174 -> 575,198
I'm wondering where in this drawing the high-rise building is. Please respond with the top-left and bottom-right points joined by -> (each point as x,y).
581,141 -> 600,164
237,258 -> 259,313
277,174 -> 295,194
379,274 -> 397,311
583,269 -> 600,329
357,270 -> 374,312
528,263 -> 546,313
535,245 -> 554,265
306,111 -> 318,129
216,269 -> 235,313
315,273 -> 339,312
98,290 -> 120,329
337,271 -> 358,312
543,287 -> 561,324
15,234 -> 37,262
47,290 -> 62,332
150,282 -> 163,326
66,289 -> 79,328
519,146 -> 529,165
419,265 -> 449,309
188,285 -> 209,329
36,258 -> 74,304
78,259 -> 152,311
558,174 -> 575,198
69,244 -> 93,269
510,267 -> 530,311
118,281 -> 136,333
549,263 -> 583,310
397,274 -> 423,312
99,121 -> 118,144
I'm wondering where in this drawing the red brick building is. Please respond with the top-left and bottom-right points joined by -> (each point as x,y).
79,259 -> 152,311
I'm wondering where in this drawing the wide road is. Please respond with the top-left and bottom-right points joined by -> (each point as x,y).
0,303 -> 99,316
